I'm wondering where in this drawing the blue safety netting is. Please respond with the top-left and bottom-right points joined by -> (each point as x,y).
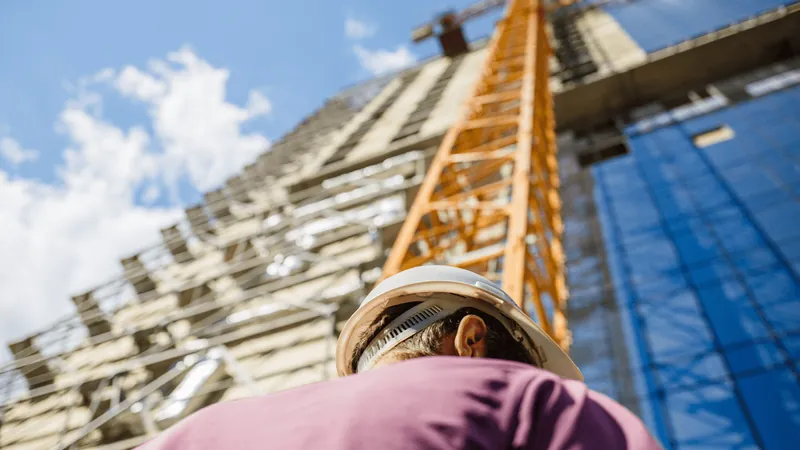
591,86 -> 800,449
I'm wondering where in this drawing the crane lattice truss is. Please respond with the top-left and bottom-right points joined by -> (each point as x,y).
382,0 -> 570,349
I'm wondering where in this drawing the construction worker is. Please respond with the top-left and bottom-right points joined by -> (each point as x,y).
138,265 -> 660,449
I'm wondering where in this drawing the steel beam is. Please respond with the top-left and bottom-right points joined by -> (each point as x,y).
381,0 -> 570,349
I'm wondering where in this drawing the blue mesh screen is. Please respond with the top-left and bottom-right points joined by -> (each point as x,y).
591,86 -> 800,449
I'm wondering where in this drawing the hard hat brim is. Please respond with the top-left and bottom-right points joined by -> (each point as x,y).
336,279 -> 583,381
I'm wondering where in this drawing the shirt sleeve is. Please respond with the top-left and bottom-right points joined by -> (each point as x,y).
512,371 -> 662,450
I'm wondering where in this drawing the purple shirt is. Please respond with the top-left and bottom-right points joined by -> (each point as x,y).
138,357 -> 660,449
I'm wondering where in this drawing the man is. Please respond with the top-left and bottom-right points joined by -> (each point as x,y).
139,266 -> 661,449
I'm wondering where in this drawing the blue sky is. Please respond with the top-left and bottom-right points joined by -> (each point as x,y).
0,0 -> 500,351
0,0 -> 497,190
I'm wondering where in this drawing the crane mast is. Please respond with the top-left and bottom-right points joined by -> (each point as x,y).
382,0 -> 570,350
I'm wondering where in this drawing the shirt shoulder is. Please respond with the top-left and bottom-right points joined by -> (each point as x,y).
136,357 -> 660,450
136,357 -> 538,450
509,364 -> 662,449
393,358 -> 661,450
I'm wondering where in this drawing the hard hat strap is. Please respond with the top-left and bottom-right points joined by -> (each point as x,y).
356,299 -> 458,373
356,295 -> 536,373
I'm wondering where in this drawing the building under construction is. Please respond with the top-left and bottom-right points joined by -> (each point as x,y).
2,1 -> 800,448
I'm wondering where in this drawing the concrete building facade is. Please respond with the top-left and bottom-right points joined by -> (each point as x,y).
1,1 -> 799,449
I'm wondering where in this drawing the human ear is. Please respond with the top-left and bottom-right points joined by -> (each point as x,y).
454,315 -> 488,358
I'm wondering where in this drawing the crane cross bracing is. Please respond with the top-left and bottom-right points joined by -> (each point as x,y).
382,0 -> 570,350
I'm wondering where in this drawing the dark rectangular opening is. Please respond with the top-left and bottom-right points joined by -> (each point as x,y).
577,140 -> 629,168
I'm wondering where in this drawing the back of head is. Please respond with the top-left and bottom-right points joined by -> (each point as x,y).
335,265 -> 583,381
349,299 -> 540,374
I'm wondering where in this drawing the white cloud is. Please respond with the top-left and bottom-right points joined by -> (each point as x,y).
345,17 -> 377,40
91,68 -> 116,84
142,185 -> 161,204
114,47 -> 270,193
246,90 -> 272,117
0,47 -> 271,347
115,66 -> 166,102
353,45 -> 416,76
0,112 -> 180,344
1,137 -> 39,166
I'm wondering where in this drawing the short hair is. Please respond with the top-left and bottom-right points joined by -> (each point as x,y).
350,301 -> 540,373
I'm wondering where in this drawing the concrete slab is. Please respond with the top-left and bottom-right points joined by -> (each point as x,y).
555,7 -> 800,132
421,48 -> 488,137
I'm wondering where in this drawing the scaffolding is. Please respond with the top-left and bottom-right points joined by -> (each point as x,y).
2,2 -> 799,449
0,74 -> 443,449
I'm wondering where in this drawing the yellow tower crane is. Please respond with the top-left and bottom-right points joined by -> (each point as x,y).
382,0 -> 573,350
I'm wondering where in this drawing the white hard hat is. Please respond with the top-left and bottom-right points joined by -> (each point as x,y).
336,265 -> 583,381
